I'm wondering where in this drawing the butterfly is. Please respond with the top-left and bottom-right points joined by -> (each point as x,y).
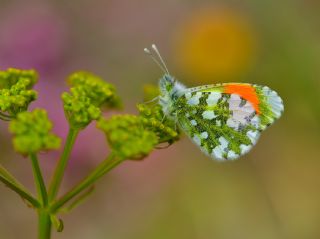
144,44 -> 284,161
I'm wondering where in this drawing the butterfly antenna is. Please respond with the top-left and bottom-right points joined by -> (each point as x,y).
142,96 -> 159,105
151,44 -> 170,75
144,47 -> 167,74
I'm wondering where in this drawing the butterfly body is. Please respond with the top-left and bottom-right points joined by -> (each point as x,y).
159,74 -> 186,118
158,74 -> 284,161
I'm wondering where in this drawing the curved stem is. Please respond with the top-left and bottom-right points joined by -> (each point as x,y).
0,164 -> 24,185
0,166 -> 40,208
30,154 -> 48,206
51,154 -> 123,212
0,111 -> 13,118
0,115 -> 11,121
48,128 -> 79,201
59,186 -> 95,213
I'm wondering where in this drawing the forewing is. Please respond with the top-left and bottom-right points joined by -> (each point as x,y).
175,83 -> 284,161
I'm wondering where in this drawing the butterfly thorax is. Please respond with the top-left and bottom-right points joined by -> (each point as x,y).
159,74 -> 186,119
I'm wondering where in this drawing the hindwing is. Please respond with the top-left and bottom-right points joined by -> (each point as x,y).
175,83 -> 284,160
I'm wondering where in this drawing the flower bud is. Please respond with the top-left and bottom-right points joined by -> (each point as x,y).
0,68 -> 38,118
9,109 -> 61,155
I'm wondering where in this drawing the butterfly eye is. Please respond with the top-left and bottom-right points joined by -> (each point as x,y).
164,74 -> 174,83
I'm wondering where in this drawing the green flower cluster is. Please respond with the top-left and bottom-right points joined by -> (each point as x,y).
97,115 -> 158,160
138,84 -> 180,145
0,68 -> 38,118
137,103 -> 179,144
97,84 -> 180,160
9,109 -> 61,155
62,71 -> 121,129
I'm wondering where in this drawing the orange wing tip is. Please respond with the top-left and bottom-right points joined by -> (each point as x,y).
224,84 -> 261,114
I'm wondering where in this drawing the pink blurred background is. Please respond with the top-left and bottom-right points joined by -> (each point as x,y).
0,0 -> 320,238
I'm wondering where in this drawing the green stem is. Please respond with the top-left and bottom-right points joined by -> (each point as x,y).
0,164 -> 22,184
38,210 -> 51,239
48,128 -> 79,201
59,186 -> 95,213
30,154 -> 48,206
0,112 -> 14,121
0,166 -> 40,208
0,115 -> 11,121
29,155 -> 52,238
51,154 -> 123,212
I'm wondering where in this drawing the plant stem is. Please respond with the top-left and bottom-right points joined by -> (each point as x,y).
51,154 -> 123,212
30,154 -> 48,206
48,128 -> 79,201
0,111 -> 13,120
29,155 -> 52,239
38,209 -> 51,239
0,166 -> 40,208
59,186 -> 95,213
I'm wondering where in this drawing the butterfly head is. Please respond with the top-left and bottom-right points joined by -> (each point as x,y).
159,74 -> 185,98
159,74 -> 174,93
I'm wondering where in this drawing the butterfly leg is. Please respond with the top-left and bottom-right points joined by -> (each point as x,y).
142,96 -> 159,105
172,112 -> 178,131
161,114 -> 167,123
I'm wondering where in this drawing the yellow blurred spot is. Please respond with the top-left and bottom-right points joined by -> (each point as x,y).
143,84 -> 160,101
174,8 -> 256,83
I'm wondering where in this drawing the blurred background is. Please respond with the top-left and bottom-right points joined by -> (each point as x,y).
0,0 -> 319,238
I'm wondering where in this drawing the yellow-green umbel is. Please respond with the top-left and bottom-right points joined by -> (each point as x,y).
62,71 -> 121,129
9,109 -> 61,155
97,99 -> 180,160
0,68 -> 38,119
97,115 -> 158,160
